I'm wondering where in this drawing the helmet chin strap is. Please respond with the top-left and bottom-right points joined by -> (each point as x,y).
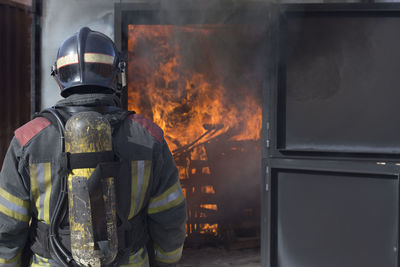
51,64 -> 65,92
51,64 -> 57,77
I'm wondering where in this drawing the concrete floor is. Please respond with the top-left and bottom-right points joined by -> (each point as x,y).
177,247 -> 261,267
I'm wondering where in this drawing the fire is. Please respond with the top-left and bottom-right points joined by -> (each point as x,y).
128,24 -> 262,238
200,204 -> 217,210
127,25 -> 262,152
199,224 -> 218,235
201,186 -> 215,194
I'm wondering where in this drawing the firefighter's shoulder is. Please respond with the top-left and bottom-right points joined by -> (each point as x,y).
127,113 -> 164,143
14,117 -> 51,147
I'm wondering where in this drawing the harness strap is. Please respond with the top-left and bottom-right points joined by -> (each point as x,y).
87,161 -> 121,246
57,105 -> 121,114
67,151 -> 115,169
30,106 -> 142,265
115,211 -> 149,265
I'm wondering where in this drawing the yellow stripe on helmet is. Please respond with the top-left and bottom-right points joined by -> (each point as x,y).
57,53 -> 79,69
84,53 -> 114,65
56,53 -> 114,70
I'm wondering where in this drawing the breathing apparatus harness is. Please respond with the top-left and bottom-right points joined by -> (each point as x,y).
31,105 -> 146,266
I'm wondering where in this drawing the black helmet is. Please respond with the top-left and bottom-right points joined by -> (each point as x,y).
51,27 -> 126,97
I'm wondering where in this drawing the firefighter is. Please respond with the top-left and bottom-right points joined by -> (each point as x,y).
0,27 -> 186,266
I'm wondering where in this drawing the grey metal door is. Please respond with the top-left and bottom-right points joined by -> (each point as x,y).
262,3 -> 400,267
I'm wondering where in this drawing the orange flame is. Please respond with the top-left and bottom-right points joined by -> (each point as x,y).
200,204 -> 217,210
127,25 -> 262,152
199,224 -> 218,235
128,25 -> 262,237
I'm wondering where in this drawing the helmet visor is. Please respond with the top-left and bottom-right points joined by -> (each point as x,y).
86,63 -> 115,79
58,64 -> 80,83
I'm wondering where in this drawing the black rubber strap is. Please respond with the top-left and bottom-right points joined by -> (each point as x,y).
67,151 -> 115,169
59,105 -> 121,114
87,166 -> 109,244
115,211 -> 148,265
87,162 -> 121,244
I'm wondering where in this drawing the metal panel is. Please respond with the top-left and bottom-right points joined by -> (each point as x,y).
268,3 -> 400,159
272,168 -> 398,267
265,3 -> 400,267
0,1 -> 32,168
266,158 -> 400,267
280,12 -> 400,154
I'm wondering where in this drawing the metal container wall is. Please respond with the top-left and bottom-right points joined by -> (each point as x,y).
263,4 -> 400,267
0,1 -> 32,168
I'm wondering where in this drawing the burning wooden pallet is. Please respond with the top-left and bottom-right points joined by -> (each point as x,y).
126,26 -> 263,249
173,125 -> 261,248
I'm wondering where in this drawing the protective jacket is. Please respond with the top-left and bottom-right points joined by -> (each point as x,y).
0,94 -> 187,267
